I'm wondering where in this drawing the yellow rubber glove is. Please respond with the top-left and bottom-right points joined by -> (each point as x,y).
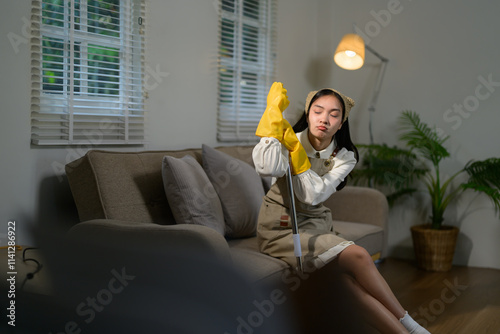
255,82 -> 290,140
282,119 -> 311,175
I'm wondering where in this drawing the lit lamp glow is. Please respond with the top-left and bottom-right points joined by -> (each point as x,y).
334,33 -> 365,70
333,31 -> 388,144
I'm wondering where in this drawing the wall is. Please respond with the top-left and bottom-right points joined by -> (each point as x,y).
145,0 -> 318,149
1,0 -> 499,269
0,1 -> 318,247
316,0 -> 500,269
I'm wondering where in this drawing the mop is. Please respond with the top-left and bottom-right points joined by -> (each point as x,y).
285,164 -> 303,274
255,81 -> 304,274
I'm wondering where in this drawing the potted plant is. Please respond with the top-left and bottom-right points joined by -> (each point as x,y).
353,110 -> 500,271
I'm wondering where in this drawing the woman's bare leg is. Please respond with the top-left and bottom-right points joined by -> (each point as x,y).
336,245 -> 406,318
329,244 -> 409,333
336,271 -> 408,333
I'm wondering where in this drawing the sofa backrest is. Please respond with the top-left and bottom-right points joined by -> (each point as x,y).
65,146 -> 256,225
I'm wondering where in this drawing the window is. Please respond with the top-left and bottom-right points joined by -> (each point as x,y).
217,0 -> 277,142
30,0 -> 145,145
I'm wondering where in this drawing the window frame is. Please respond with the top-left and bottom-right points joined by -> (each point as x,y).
216,0 -> 277,143
30,0 -> 146,146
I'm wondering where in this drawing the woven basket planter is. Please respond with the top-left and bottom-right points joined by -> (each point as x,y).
410,224 -> 459,272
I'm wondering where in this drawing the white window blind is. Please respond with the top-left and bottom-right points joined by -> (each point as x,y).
217,0 -> 277,142
30,0 -> 146,146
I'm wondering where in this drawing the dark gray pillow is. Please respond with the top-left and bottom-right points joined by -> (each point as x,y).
162,155 -> 225,236
202,144 -> 265,238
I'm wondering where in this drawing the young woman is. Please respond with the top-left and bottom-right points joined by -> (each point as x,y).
252,82 -> 430,334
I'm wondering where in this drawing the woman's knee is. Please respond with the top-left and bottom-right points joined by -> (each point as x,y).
338,245 -> 373,270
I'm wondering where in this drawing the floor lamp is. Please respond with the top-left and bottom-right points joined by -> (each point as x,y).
333,33 -> 388,144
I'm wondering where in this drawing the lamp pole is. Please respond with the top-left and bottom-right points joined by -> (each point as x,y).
365,45 -> 388,144
334,27 -> 389,144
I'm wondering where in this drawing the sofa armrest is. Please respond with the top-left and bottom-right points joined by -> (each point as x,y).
324,186 -> 389,259
324,186 -> 389,229
66,219 -> 232,264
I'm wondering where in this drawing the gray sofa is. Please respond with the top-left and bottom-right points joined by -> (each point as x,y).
64,145 -> 389,332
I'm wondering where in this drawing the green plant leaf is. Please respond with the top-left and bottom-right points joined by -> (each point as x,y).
462,158 -> 500,212
353,111 -> 500,227
351,143 -> 428,204
398,110 -> 450,167
386,188 -> 418,206
354,145 -> 427,186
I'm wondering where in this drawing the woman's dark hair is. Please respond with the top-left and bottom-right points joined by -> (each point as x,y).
292,89 -> 359,191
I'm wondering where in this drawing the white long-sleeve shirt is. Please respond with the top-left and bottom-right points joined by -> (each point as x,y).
252,131 -> 357,206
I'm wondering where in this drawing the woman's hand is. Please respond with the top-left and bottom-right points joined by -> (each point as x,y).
266,82 -> 290,112
256,82 -> 290,140
282,119 -> 311,175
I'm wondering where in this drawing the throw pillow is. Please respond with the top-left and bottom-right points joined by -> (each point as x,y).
162,155 -> 225,236
201,144 -> 265,238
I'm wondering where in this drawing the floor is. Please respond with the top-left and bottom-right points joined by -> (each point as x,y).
377,258 -> 500,334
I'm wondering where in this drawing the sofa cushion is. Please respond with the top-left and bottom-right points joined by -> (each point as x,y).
227,237 -> 289,283
214,145 -> 272,193
333,220 -> 384,256
162,155 -> 225,235
201,144 -> 265,238
65,149 -> 202,224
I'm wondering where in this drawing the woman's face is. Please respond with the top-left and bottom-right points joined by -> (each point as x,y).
307,94 -> 343,144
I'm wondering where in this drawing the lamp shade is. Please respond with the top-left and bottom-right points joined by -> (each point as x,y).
334,33 -> 365,70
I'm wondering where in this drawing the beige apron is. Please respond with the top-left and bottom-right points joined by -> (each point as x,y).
257,153 -> 354,271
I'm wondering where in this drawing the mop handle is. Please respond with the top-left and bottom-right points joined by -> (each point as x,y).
286,164 -> 303,273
